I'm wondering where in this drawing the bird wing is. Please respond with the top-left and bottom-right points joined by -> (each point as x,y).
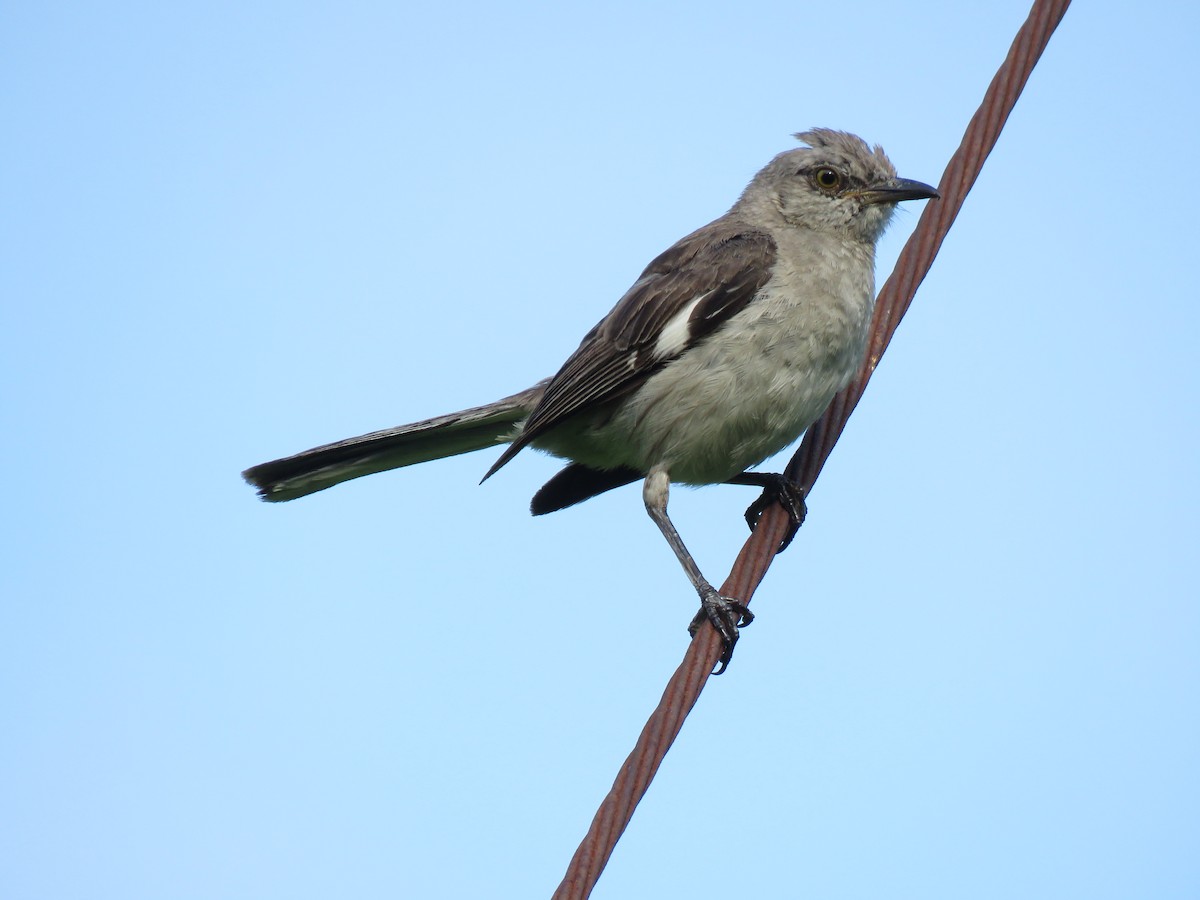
483,221 -> 777,479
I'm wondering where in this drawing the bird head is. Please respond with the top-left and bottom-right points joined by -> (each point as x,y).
740,128 -> 939,244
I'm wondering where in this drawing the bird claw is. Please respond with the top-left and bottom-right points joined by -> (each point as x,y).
689,588 -> 754,675
743,474 -> 807,553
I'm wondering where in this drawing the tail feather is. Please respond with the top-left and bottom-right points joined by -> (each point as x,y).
243,381 -> 547,502
530,463 -> 642,515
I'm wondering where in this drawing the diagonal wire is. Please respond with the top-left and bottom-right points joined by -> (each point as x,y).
551,0 -> 1072,897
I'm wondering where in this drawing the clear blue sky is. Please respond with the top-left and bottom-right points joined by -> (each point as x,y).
3,2 -> 1198,898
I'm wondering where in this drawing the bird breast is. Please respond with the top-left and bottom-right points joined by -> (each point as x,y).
547,235 -> 877,484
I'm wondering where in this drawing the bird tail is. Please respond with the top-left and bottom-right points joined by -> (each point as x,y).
242,381 -> 548,502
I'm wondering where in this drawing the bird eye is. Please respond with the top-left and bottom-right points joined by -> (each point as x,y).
812,167 -> 842,191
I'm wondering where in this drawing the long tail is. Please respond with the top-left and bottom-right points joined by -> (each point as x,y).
242,381 -> 548,502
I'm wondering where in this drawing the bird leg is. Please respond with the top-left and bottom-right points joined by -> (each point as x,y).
726,472 -> 807,553
643,467 -> 752,675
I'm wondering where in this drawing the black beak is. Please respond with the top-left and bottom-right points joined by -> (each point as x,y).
858,177 -> 940,205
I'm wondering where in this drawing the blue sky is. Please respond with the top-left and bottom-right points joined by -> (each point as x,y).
3,1 -> 1198,898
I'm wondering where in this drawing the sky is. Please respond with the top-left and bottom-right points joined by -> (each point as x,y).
3,1 -> 1198,898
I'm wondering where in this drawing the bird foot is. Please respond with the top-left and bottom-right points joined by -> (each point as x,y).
741,473 -> 807,553
688,588 -> 754,675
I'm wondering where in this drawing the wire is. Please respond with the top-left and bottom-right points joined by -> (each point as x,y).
551,1 -> 1073,896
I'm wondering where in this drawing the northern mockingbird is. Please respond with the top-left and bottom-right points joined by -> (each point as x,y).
244,129 -> 938,672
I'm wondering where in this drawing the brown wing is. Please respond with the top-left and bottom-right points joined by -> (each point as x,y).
483,222 -> 777,479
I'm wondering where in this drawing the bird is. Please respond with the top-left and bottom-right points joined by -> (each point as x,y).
243,129 -> 939,673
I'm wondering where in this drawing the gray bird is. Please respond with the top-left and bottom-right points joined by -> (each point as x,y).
243,129 -> 938,672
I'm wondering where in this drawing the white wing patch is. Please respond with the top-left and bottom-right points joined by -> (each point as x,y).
652,292 -> 710,360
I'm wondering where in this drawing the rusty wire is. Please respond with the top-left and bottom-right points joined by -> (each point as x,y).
551,0 -> 1073,897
